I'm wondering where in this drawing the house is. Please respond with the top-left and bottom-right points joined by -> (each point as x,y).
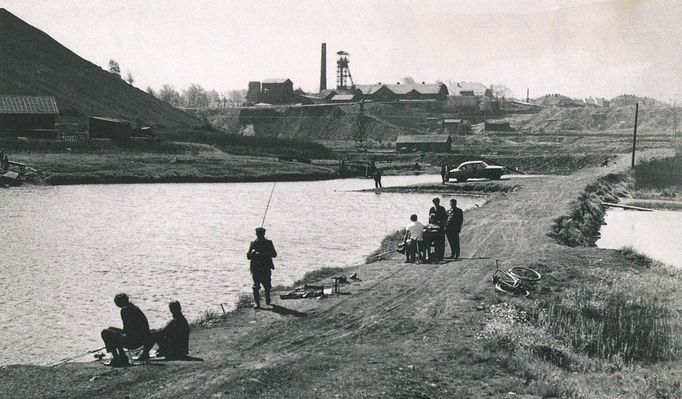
453,82 -> 490,97
484,121 -> 514,132
396,134 -> 452,153
89,116 -> 132,140
500,100 -> 544,114
443,119 -> 470,134
355,82 -> 448,101
260,79 -> 294,104
0,95 -> 59,138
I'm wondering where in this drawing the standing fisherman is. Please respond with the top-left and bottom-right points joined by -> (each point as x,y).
445,198 -> 464,259
247,227 -> 277,309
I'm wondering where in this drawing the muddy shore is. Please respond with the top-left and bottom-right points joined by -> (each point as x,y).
1,151 -> 680,398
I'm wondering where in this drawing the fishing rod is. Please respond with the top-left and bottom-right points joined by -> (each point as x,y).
261,182 -> 277,228
50,346 -> 106,367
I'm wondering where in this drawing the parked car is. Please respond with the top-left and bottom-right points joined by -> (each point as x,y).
448,161 -> 505,182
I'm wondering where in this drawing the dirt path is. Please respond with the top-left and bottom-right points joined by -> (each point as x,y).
0,153 -> 662,398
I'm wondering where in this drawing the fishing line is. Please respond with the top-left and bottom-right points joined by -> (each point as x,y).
261,182 -> 277,228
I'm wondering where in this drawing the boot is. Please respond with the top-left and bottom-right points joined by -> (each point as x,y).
252,288 -> 261,309
265,289 -> 271,306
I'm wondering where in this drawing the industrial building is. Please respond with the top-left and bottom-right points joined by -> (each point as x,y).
396,134 -> 452,153
0,95 -> 58,137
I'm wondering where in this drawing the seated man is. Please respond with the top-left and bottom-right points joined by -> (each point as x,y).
403,214 -> 425,263
423,214 -> 444,263
101,293 -> 151,367
141,300 -> 190,360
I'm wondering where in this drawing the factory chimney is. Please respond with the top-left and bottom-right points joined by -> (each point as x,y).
320,43 -> 327,92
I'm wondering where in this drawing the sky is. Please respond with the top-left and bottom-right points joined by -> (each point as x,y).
3,0 -> 681,100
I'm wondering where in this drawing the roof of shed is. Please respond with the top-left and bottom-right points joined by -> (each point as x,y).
0,95 -> 58,115
262,78 -> 292,84
396,134 -> 451,144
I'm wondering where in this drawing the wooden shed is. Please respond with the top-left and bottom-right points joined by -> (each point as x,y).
396,134 -> 452,153
89,116 -> 132,140
0,95 -> 59,138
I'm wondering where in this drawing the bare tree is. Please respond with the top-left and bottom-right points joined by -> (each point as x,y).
146,87 -> 156,97
402,76 -> 415,84
206,89 -> 221,108
158,84 -> 182,107
108,59 -> 121,77
183,84 -> 209,108
226,89 -> 246,104
490,84 -> 514,100
125,71 -> 134,85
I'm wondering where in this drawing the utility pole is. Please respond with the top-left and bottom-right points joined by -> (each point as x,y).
631,102 -> 639,168
356,100 -> 365,151
673,97 -> 678,156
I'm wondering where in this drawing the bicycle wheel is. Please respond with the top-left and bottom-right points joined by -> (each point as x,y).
492,270 -> 518,285
508,267 -> 541,282
495,282 -> 529,297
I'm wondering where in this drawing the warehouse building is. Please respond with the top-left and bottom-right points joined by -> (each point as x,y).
0,95 -> 59,137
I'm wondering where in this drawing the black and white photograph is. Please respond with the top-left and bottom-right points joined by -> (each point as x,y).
1,0 -> 681,397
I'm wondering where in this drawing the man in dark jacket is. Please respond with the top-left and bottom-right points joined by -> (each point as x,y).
445,198 -> 464,259
140,300 -> 190,360
247,227 -> 277,309
428,198 -> 448,260
101,293 -> 151,367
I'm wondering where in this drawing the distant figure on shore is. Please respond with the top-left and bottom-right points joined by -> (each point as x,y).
423,214 -> 444,263
403,214 -> 425,263
373,168 -> 383,189
440,162 -> 449,184
1,154 -> 8,171
101,293 -> 151,367
366,161 -> 376,178
247,227 -> 277,309
445,198 -> 464,259
428,198 -> 448,260
141,300 -> 190,360
0,149 -> 4,170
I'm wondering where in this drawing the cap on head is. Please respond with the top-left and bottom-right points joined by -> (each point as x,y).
255,227 -> 266,236
432,198 -> 440,204
410,214 -> 418,221
451,198 -> 457,206
114,293 -> 129,307
169,300 -> 182,314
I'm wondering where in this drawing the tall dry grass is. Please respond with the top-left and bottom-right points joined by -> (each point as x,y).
542,289 -> 676,363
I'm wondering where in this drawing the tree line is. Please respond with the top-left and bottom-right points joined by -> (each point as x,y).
146,84 -> 247,109
107,58 -> 246,108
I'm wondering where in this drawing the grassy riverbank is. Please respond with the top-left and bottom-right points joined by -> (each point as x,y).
9,151 -> 339,185
2,151 -> 681,398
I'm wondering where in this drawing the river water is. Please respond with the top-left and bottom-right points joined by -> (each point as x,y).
0,175 -> 483,366
597,208 -> 682,268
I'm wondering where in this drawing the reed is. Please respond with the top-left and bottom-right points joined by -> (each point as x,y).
543,289 -> 676,363
366,229 -> 405,263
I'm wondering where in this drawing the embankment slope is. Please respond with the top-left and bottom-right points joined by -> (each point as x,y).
0,8 -> 201,130
1,151 -> 678,398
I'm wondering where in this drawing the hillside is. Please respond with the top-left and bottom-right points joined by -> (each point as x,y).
507,104 -> 674,134
0,8 -> 201,130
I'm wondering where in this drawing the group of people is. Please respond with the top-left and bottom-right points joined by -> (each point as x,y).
402,197 -> 463,263
0,149 -> 9,170
99,227 -> 278,367
100,293 -> 190,367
